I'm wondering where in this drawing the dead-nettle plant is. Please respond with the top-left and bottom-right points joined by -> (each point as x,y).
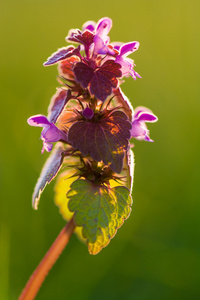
20,17 -> 157,299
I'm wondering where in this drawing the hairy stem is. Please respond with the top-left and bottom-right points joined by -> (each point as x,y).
19,218 -> 76,300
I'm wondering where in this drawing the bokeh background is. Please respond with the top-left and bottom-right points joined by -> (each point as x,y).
0,0 -> 200,299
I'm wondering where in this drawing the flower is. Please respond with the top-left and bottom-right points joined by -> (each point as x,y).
82,20 -> 96,32
131,107 -> 158,142
115,42 -> 141,79
93,17 -> 115,56
27,115 -> 68,153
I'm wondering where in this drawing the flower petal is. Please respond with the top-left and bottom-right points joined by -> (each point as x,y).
95,17 -> 112,38
82,20 -> 96,32
93,17 -> 113,55
119,42 -> 140,57
131,121 -> 147,138
27,115 -> 50,128
41,123 -> 68,145
131,107 -> 157,142
41,142 -> 53,154
137,112 -> 158,123
134,107 -> 158,122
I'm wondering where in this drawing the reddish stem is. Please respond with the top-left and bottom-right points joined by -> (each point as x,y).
19,218 -> 76,300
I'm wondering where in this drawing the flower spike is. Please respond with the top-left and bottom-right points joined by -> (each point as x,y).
27,17 -> 158,256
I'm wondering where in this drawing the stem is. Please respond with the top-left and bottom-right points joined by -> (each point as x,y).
19,218 -> 76,300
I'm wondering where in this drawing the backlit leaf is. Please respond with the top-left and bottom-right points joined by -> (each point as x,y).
73,60 -> 122,101
67,179 -> 132,254
113,87 -> 134,121
58,56 -> 80,79
32,143 -> 65,209
73,62 -> 94,89
68,110 -> 132,173
43,46 -> 75,66
54,168 -> 85,242
109,148 -> 134,192
67,29 -> 94,46
90,60 -> 121,101
47,88 -> 71,124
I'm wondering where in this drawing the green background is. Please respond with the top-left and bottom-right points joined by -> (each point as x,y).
1,0 -> 200,299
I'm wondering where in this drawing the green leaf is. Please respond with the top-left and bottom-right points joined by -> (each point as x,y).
67,179 -> 132,255
54,149 -> 134,251
54,169 -> 85,242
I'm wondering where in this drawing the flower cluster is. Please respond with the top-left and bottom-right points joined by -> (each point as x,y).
28,17 -> 157,254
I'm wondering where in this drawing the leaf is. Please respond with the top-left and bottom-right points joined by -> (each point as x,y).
54,149 -> 134,250
58,56 -> 80,79
47,88 -> 71,123
67,179 -> 132,254
124,148 -> 134,192
73,62 -> 94,89
67,29 -> 94,46
43,46 -> 79,66
73,60 -> 122,101
68,110 -> 132,173
32,143 -> 65,209
112,88 -> 134,121
109,148 -> 134,192
90,60 -> 122,101
54,169 -> 85,242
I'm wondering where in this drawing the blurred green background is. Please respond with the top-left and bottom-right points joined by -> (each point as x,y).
0,0 -> 200,299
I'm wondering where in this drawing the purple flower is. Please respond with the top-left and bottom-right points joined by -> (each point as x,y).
115,42 -> 141,79
131,107 -> 158,142
93,17 -> 115,56
27,115 -> 68,153
82,20 -> 96,32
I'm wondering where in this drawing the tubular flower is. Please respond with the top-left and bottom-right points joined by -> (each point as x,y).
27,115 -> 68,153
115,42 -> 141,79
131,107 -> 158,142
93,17 -> 115,56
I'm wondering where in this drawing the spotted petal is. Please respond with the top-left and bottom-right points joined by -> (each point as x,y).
134,107 -> 158,123
27,115 -> 50,127
120,42 -> 140,57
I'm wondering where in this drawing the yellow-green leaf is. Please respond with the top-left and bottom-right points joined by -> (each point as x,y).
67,179 -> 132,254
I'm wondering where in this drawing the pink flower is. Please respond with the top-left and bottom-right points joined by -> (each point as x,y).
115,42 -> 141,79
27,115 -> 68,153
131,107 -> 158,141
